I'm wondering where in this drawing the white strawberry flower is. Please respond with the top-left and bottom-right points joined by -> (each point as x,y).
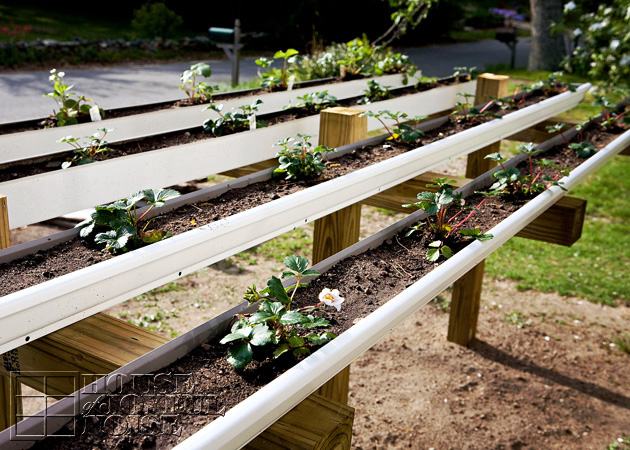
319,288 -> 345,311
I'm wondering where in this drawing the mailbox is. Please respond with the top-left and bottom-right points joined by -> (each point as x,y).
209,27 -> 235,44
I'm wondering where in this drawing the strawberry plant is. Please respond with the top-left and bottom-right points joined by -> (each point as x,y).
58,128 -> 114,169
592,93 -> 630,130
203,99 -> 264,136
77,189 -> 180,253
404,178 -> 492,261
482,144 -> 569,197
450,93 -> 500,124
283,91 -> 339,114
273,134 -> 334,181
358,80 -> 393,104
221,255 -> 341,369
44,69 -> 102,127
528,71 -> 576,94
255,49 -> 300,89
359,110 -> 428,143
179,62 -> 217,101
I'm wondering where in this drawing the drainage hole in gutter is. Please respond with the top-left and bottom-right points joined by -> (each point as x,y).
25,336 -> 30,342
179,272 -> 182,276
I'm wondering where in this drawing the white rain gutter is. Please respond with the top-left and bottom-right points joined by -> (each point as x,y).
0,74 -> 408,164
0,84 -> 589,353
175,128 -> 630,450
1,123 -> 626,450
0,81 -> 476,229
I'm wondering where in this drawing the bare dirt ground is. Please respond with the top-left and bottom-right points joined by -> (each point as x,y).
9,156 -> 630,449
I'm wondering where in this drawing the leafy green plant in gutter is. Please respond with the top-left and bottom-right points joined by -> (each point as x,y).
44,69 -> 103,127
220,255 -> 342,369
58,127 -> 114,169
480,143 -> 570,198
404,178 -> 493,261
203,99 -> 265,136
450,93 -> 501,124
255,49 -> 300,89
77,188 -> 180,253
358,79 -> 393,104
359,110 -> 428,143
283,91 -> 339,114
273,133 -> 335,181
179,62 -> 217,101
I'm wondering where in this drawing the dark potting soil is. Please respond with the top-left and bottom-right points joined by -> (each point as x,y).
0,77 -> 464,181
28,126 -> 625,450
0,92 -> 557,296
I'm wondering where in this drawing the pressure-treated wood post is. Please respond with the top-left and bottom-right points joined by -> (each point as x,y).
245,393 -> 354,450
449,74 -> 509,346
313,108 -> 367,265
465,74 -> 510,178
313,108 -> 366,404
0,195 -> 21,430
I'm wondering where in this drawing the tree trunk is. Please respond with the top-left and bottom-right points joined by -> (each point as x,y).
528,0 -> 565,71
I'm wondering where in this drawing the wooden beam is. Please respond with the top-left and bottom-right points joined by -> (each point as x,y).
0,313 -> 169,396
450,74 -> 510,347
363,172 -> 471,213
506,117 -> 582,143
244,393 -> 354,450
447,260 -> 485,346
517,196 -> 586,247
620,144 -> 630,156
318,107 -> 368,149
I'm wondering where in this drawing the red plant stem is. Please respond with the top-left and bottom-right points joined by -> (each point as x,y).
559,131 -> 570,146
479,100 -> 494,114
447,209 -> 464,225
137,205 -> 154,224
446,197 -> 488,238
297,302 -> 323,312
531,170 -> 544,185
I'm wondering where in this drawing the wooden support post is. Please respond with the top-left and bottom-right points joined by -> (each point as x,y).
447,260 -> 485,345
311,108 -> 366,406
313,107 -> 367,265
449,74 -> 510,346
620,145 -> 630,156
465,74 -> 510,179
0,195 -> 21,430
245,393 -> 354,450
517,196 -> 586,246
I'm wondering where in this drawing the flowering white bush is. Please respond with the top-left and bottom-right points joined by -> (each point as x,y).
560,0 -> 630,88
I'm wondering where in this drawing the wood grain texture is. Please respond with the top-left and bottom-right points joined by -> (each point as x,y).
475,73 -> 510,105
318,107 -> 368,149
448,260 -> 486,346
363,172 -> 471,213
313,204 -> 361,265
0,314 -> 168,395
517,196 -> 586,247
0,375 -> 20,431
0,196 -> 9,249
244,393 -> 354,450
315,366 -> 351,405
